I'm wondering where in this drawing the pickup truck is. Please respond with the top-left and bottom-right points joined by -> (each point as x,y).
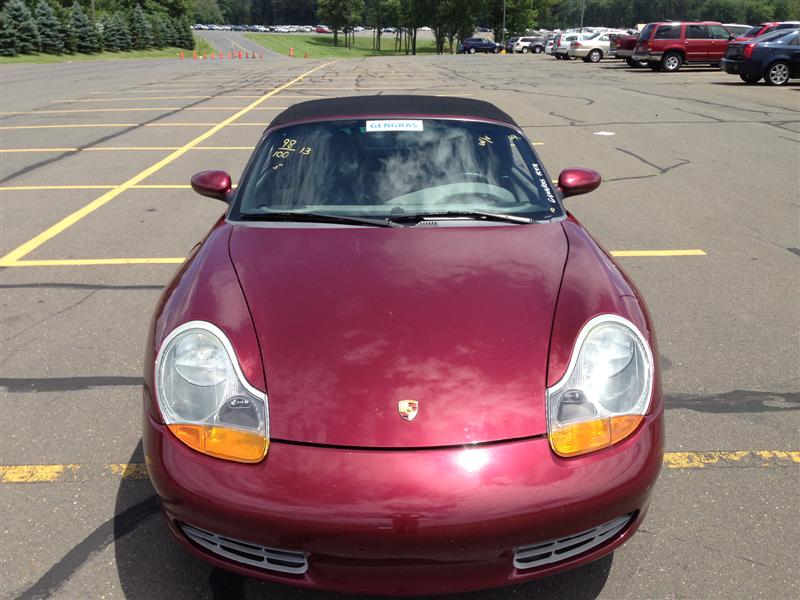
610,33 -> 647,67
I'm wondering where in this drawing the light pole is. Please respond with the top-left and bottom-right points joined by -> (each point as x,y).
579,0 -> 585,31
501,0 -> 506,45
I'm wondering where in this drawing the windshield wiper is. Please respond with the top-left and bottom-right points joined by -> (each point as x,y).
387,210 -> 533,225
239,211 -> 396,228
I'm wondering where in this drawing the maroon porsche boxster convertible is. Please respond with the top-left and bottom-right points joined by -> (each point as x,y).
144,96 -> 664,594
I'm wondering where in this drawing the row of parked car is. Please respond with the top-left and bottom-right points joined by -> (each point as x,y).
542,21 -> 800,86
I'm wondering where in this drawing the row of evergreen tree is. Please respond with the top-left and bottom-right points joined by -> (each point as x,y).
0,0 -> 195,57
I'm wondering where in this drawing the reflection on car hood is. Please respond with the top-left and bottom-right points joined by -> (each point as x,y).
230,224 -> 568,448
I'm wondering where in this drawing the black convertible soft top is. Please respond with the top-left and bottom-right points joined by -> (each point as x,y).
268,95 -> 518,129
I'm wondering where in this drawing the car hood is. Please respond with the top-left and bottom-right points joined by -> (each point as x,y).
229,223 -> 568,448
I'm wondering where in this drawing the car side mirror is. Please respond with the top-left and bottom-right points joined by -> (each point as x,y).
191,170 -> 232,202
557,168 -> 602,198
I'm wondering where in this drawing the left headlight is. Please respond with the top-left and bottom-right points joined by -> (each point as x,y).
156,321 -> 269,463
547,314 -> 653,457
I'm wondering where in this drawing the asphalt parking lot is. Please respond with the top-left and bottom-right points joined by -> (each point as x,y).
1,38 -> 799,599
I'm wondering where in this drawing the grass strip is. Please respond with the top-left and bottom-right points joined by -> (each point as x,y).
0,36 -> 215,64
244,33 -> 438,58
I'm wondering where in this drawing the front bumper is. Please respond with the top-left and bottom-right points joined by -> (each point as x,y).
568,48 -> 590,58
145,413 -> 663,594
632,52 -> 661,62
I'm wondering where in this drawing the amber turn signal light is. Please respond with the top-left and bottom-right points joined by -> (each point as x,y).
549,414 -> 643,457
168,424 -> 269,463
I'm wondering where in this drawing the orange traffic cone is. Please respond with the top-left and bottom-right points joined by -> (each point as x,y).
203,52 -> 206,59
211,52 -> 215,59
179,51 -> 184,60
219,52 -> 224,59
238,50 -> 242,59
289,47 -> 295,57
192,51 -> 197,59
304,52 -> 308,59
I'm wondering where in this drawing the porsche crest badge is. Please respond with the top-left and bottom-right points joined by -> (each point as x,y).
398,400 -> 419,421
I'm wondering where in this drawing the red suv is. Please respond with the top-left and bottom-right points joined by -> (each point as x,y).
735,21 -> 800,41
632,21 -> 733,72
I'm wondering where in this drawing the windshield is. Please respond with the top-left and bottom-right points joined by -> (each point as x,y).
638,23 -> 655,41
232,119 -> 563,222
754,29 -> 799,43
741,25 -> 764,37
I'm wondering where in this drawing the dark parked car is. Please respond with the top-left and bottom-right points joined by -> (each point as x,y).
144,95 -> 664,594
735,21 -> 800,41
459,37 -> 501,54
722,28 -> 800,85
505,36 -> 519,53
633,21 -> 734,72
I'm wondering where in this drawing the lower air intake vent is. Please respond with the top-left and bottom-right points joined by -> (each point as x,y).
179,522 -> 308,574
514,513 -> 633,570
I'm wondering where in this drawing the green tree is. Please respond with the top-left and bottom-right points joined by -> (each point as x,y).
116,11 -> 132,48
173,15 -> 194,48
192,0 -> 224,23
4,0 -> 40,54
0,9 -> 17,56
99,11 -> 132,50
129,3 -> 152,49
318,0 -> 363,46
149,11 -> 168,47
71,1 -> 99,52
219,0 -> 250,23
143,0 -> 191,19
35,0 -> 64,53
162,14 -> 177,45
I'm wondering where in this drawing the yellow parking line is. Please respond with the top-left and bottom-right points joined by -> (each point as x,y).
0,148 -> 78,153
8,258 -> 186,267
0,60 -> 339,268
51,96 -> 263,102
145,123 -> 263,127
3,451 -> 798,483
611,250 -> 707,257
0,122 -> 265,130
0,248 -> 706,266
0,184 -> 230,191
225,36 -> 248,52
663,451 -> 800,469
1,107 -> 285,115
0,124 -> 137,130
0,185 -> 117,190
1,146 -> 253,154
132,185 -> 192,189
0,464 -> 80,483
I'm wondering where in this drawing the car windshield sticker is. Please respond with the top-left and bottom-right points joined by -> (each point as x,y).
531,162 -> 557,204
272,138 -> 312,161
365,120 -> 424,133
273,138 -> 297,159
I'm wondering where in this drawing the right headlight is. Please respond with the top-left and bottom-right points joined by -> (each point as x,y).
156,321 -> 269,463
547,314 -> 653,457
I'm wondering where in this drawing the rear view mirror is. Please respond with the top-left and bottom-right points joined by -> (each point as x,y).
557,168 -> 602,198
190,170 -> 232,202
